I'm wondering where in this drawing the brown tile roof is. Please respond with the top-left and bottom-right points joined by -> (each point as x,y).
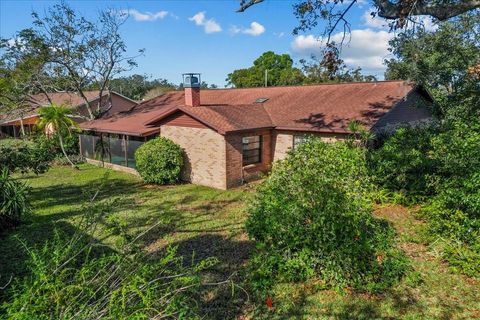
0,91 -> 106,124
80,81 -> 423,136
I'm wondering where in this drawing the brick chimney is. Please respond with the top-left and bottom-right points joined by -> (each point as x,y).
183,73 -> 201,107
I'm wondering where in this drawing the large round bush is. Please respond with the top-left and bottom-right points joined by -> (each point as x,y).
246,139 -> 407,292
135,137 -> 183,184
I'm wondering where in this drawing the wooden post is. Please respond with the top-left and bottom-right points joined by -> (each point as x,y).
125,135 -> 129,167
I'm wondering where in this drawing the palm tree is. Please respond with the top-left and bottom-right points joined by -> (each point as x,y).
37,104 -> 79,169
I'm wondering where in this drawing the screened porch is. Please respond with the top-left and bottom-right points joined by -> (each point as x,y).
79,132 -> 158,169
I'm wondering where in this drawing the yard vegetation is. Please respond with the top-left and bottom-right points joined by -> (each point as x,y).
1,3 -> 479,319
1,163 -> 479,319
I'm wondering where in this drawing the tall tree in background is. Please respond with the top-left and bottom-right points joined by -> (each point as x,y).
301,43 -> 377,83
227,50 -> 376,87
87,74 -> 176,101
1,2 -> 143,120
226,51 -> 305,87
0,34 -> 57,111
385,12 -> 480,117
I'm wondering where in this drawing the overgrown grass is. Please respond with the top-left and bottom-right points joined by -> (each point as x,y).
1,164 -> 478,319
1,164 -> 250,318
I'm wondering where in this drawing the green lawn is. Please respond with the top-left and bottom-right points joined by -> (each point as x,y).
1,164 -> 479,319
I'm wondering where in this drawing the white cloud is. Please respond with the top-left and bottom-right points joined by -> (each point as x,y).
362,9 -> 389,29
291,29 -> 394,74
189,11 -> 222,33
274,32 -> 285,38
230,21 -> 265,36
121,9 -> 169,22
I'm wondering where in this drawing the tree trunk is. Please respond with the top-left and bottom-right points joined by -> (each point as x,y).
58,134 -> 79,170
20,118 -> 25,136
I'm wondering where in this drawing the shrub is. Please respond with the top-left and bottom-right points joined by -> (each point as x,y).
135,137 -> 183,184
51,154 -> 84,166
0,169 -> 31,232
367,125 -> 438,202
429,120 -> 480,179
370,118 -> 480,278
246,140 -> 408,293
34,132 -> 80,157
420,173 -> 480,278
0,139 -> 52,174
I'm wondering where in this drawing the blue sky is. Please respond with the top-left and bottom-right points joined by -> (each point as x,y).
0,0 -> 420,86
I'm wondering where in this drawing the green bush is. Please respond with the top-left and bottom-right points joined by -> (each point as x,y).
429,120 -> 480,179
34,132 -> 79,157
135,137 -> 183,185
369,119 -> 480,278
0,139 -> 52,174
420,173 -> 480,277
367,125 -> 438,202
246,140 -> 408,292
0,168 -> 31,232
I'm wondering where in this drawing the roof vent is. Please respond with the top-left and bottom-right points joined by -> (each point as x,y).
254,97 -> 269,103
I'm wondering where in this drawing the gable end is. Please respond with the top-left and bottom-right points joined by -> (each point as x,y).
157,111 -> 208,129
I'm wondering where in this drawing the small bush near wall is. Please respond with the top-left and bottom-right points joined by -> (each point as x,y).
0,169 -> 31,232
246,140 -> 408,293
135,137 -> 183,185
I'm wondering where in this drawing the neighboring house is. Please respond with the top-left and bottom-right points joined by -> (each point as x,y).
0,91 -> 137,138
79,74 -> 433,189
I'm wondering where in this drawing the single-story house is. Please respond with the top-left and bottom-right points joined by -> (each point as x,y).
0,91 -> 137,138
79,74 -> 433,189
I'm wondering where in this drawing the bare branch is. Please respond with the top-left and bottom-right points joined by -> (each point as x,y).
237,0 -> 265,12
326,0 -> 356,44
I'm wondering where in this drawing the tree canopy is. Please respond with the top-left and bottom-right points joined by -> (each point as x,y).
385,12 -> 480,116
226,50 -> 376,88
226,51 -> 305,88
86,74 -> 176,101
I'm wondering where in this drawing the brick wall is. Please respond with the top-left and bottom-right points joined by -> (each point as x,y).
225,130 -> 272,188
272,132 -> 293,161
184,88 -> 200,107
161,125 -> 227,189
225,134 -> 243,188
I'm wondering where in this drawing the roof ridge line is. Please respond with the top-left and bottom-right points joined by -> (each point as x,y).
202,80 -> 410,91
